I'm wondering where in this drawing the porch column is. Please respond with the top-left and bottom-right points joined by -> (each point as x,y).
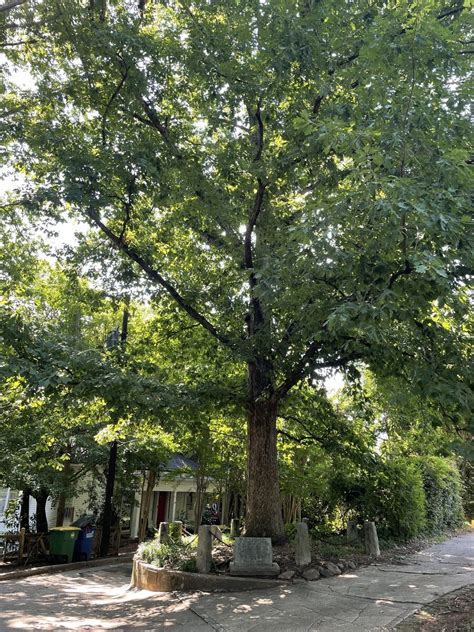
170,490 -> 178,521
130,492 -> 140,539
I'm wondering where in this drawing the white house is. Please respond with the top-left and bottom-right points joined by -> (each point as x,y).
130,455 -> 218,537
0,455 -> 218,536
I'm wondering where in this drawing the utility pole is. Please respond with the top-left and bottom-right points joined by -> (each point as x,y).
100,296 -> 130,557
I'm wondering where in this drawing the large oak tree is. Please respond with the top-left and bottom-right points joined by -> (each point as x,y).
1,0 -> 472,538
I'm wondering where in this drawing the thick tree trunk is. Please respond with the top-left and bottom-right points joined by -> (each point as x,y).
245,361 -> 285,541
34,490 -> 49,533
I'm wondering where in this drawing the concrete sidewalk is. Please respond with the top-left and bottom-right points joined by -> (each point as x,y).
0,531 -> 472,630
181,531 -> 474,631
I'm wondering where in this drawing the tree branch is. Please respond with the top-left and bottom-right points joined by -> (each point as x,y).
388,262 -> 413,288
117,176 -> 136,243
437,5 -> 464,20
0,0 -> 27,12
275,341 -> 362,402
85,210 -> 233,348
244,180 -> 266,272
277,428 -> 316,445
245,180 -> 266,336
274,339 -> 321,401
101,65 -> 129,145
253,98 -> 264,162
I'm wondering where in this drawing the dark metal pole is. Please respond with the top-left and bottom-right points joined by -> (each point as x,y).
100,298 -> 130,557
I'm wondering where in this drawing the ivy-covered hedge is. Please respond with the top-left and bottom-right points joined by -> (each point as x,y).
376,458 -> 427,540
419,457 -> 464,533
369,456 -> 464,540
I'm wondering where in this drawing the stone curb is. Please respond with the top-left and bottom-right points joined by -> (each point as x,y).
133,560 -> 285,592
0,553 -> 134,582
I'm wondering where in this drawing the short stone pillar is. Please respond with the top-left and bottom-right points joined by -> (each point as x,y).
209,525 -> 222,540
295,522 -> 311,567
197,525 -> 213,573
230,537 -> 280,576
157,522 -> 169,544
346,520 -> 359,542
230,518 -> 240,538
364,521 -> 380,557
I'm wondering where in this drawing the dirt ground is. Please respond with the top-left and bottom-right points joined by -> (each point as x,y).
395,584 -> 473,631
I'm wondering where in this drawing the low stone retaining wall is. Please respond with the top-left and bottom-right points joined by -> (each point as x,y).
132,559 -> 282,592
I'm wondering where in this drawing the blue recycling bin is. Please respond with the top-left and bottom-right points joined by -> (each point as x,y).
72,515 -> 97,561
73,527 -> 95,561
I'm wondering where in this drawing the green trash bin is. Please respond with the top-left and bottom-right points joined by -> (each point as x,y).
49,527 -> 80,564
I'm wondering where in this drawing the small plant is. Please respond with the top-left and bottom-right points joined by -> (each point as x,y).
136,536 -> 197,571
180,558 -> 198,573
284,523 -> 297,541
168,522 -> 183,542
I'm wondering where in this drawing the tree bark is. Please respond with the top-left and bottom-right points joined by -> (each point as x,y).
193,468 -> 207,529
55,493 -> 66,528
100,300 -> 129,556
245,361 -> 285,541
34,489 -> 49,533
221,491 -> 230,526
55,461 -> 72,527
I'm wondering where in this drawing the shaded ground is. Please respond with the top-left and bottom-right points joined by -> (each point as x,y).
0,530 -> 472,630
395,584 -> 473,631
0,543 -> 137,576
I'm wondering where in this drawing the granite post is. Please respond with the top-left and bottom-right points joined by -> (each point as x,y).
197,525 -> 213,573
364,521 -> 380,557
230,519 -> 240,538
295,522 -> 311,567
209,525 -> 223,540
346,520 -> 359,542
157,522 -> 169,544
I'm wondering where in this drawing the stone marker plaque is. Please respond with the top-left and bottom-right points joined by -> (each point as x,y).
230,537 -> 280,576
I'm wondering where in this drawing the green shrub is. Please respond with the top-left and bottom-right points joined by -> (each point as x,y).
284,523 -> 297,540
419,457 -> 464,533
370,458 -> 427,540
136,537 -> 196,571
180,558 -> 198,573
168,521 -> 183,542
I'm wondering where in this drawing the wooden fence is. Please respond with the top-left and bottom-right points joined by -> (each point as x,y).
0,529 -> 48,566
1,525 -> 131,566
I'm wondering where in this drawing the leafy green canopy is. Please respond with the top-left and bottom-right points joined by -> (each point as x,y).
2,1 -> 471,405
0,259 -> 182,509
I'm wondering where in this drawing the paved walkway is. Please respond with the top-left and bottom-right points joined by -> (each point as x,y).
0,531 -> 472,631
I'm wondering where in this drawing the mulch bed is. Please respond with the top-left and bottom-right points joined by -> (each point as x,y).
212,538 -> 368,577
395,584 -> 473,631
212,528 -> 470,580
